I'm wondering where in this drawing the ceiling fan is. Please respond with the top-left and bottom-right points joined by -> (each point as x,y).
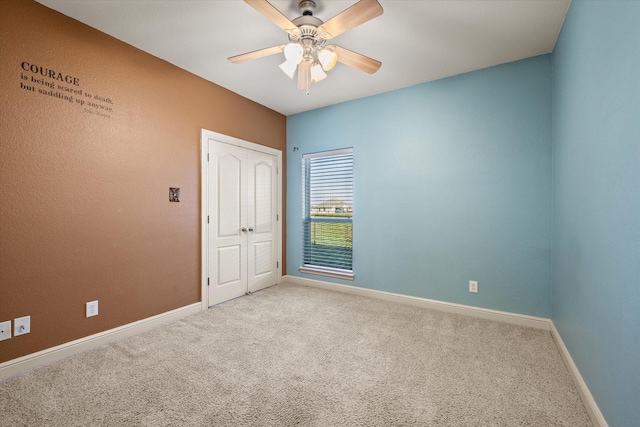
229,0 -> 383,93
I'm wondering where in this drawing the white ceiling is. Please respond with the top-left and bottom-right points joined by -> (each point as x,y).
36,0 -> 571,116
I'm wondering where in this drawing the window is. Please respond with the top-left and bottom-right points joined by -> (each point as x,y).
300,148 -> 354,280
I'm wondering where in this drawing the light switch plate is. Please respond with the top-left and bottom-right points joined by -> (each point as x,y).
169,187 -> 180,202
14,316 -> 30,336
0,320 -> 11,341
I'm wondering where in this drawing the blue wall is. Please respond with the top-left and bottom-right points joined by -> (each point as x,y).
287,2 -> 640,424
552,1 -> 640,426
288,55 -> 553,317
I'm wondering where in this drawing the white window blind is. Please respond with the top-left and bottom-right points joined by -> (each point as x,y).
302,148 -> 353,276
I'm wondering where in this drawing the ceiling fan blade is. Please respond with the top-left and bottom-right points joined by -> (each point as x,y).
228,45 -> 285,64
333,46 -> 381,74
244,0 -> 300,37
317,0 -> 383,39
297,61 -> 311,91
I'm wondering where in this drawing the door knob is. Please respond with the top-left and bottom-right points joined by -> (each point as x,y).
241,227 -> 247,233
248,227 -> 254,232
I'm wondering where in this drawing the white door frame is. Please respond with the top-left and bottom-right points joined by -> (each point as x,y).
201,129 -> 283,311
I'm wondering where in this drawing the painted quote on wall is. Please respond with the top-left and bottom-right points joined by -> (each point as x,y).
19,61 -> 115,119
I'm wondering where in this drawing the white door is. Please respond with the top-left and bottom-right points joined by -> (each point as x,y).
246,151 -> 278,293
206,139 -> 279,306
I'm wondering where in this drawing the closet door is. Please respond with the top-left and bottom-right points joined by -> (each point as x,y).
247,151 -> 278,293
207,141 -> 278,306
209,142 -> 248,306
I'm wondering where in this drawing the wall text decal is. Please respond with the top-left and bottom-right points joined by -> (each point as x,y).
19,61 -> 115,119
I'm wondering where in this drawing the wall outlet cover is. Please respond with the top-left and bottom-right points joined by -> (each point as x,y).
0,320 -> 11,341
469,281 -> 478,293
14,315 -> 30,336
86,300 -> 99,317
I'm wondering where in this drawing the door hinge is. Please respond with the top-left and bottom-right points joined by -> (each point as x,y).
276,214 -> 279,221
207,215 -> 210,224
207,277 -> 210,286
277,261 -> 279,268
207,153 -> 210,161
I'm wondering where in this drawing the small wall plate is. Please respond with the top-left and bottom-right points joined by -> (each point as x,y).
86,300 -> 99,318
14,316 -> 30,336
169,187 -> 180,202
0,320 -> 11,341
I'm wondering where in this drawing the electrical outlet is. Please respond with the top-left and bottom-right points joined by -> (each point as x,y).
0,320 -> 11,341
469,281 -> 478,293
86,300 -> 98,318
14,316 -> 30,336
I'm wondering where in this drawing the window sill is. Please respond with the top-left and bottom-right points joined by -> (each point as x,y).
299,266 -> 355,281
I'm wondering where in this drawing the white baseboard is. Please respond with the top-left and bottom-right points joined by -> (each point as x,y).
0,302 -> 202,381
283,275 -> 551,330
550,323 -> 608,427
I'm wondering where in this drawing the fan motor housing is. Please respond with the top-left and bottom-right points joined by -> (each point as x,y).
290,16 -> 326,48
292,15 -> 323,29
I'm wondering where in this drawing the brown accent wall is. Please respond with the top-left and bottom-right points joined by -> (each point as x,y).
0,0 -> 286,363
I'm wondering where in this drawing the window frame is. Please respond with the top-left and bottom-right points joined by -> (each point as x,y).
299,148 -> 355,281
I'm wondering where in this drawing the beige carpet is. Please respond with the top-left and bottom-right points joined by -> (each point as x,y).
0,283 -> 591,426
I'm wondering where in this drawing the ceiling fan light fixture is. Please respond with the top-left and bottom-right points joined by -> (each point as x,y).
318,48 -> 338,71
310,63 -> 327,82
283,42 -> 304,64
279,59 -> 298,79
232,0 -> 383,92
